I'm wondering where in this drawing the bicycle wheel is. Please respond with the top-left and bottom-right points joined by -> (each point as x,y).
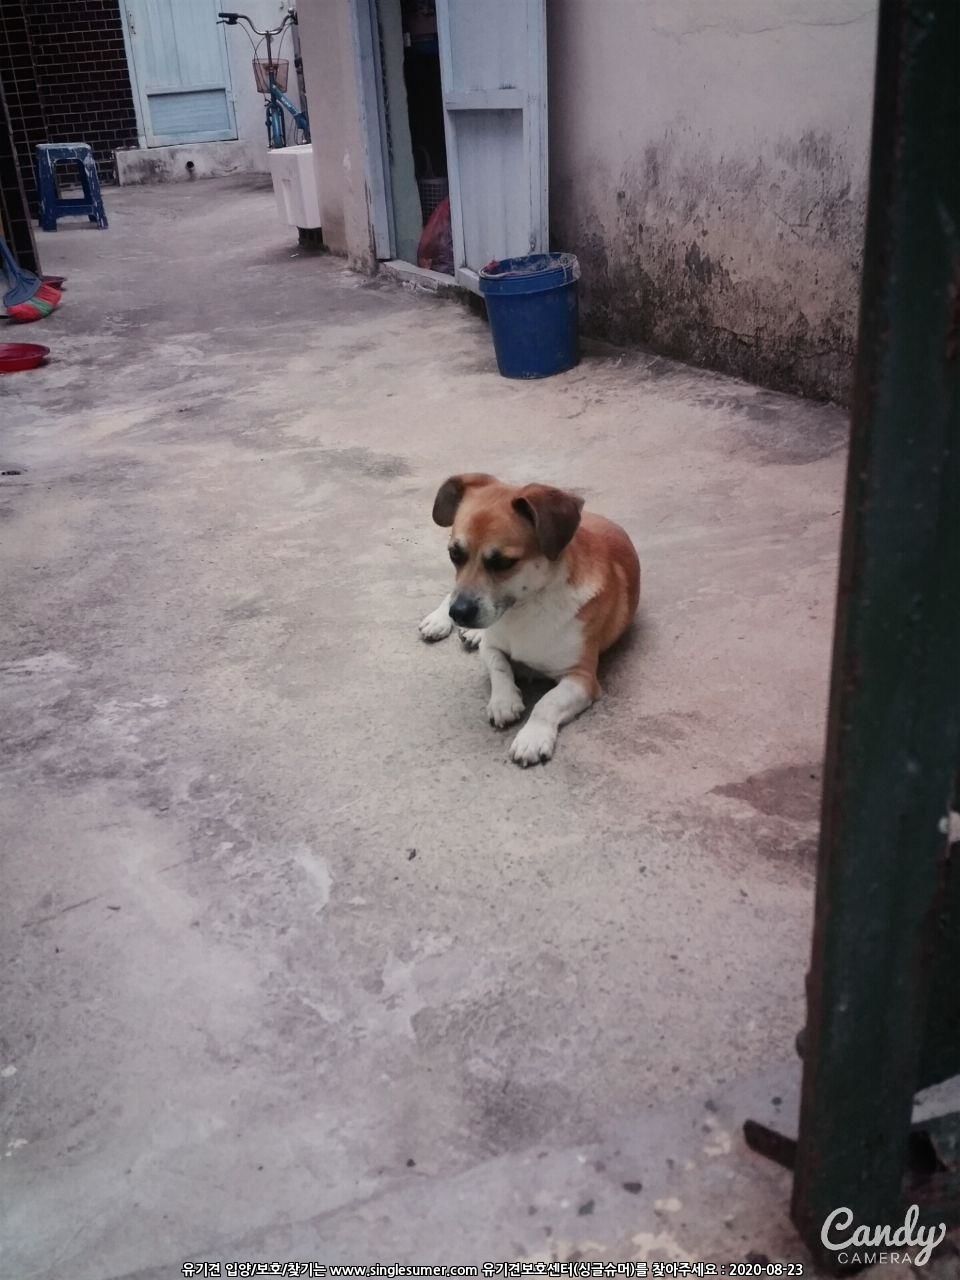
266,100 -> 286,149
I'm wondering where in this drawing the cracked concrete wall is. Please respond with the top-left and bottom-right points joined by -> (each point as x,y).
548,0 -> 878,403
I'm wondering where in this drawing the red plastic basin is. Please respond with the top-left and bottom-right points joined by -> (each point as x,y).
0,343 -> 50,373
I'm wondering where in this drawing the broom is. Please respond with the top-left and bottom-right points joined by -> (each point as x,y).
0,236 -> 62,322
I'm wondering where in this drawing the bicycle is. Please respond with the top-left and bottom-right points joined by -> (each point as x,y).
217,10 -> 310,149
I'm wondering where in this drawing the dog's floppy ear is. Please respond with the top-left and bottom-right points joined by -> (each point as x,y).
512,485 -> 584,560
432,473 -> 497,526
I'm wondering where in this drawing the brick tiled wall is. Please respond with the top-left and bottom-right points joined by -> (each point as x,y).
27,0 -> 139,185
0,0 -> 138,217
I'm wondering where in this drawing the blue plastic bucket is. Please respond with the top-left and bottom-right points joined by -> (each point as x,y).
479,252 -> 580,379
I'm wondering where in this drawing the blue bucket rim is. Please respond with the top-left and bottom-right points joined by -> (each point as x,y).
479,252 -> 580,295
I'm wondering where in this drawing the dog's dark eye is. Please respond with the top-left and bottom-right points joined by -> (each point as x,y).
484,552 -> 519,573
449,544 -> 468,567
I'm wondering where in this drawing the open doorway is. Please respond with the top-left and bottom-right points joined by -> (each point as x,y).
378,0 -> 452,275
358,0 -> 548,290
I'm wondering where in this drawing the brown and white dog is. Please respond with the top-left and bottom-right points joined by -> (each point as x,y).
419,474 -> 641,766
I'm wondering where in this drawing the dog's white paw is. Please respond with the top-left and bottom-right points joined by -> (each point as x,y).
459,627 -> 483,651
419,604 -> 454,642
488,689 -> 526,729
509,719 -> 557,766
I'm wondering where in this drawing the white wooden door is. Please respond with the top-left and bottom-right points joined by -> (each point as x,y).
124,0 -> 237,147
436,0 -> 547,291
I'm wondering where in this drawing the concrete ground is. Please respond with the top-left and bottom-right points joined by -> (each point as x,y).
0,177 -> 856,1278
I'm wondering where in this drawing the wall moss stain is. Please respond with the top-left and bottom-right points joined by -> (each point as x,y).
556,126 -> 866,404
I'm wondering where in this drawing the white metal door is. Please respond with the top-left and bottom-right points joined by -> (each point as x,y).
124,0 -> 237,147
436,0 -> 547,291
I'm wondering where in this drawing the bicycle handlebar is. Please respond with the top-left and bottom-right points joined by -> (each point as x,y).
217,10 -> 296,36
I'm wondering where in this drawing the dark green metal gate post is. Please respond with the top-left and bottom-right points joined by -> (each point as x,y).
745,0 -> 960,1269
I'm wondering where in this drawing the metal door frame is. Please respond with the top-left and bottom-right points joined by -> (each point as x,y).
351,0 -> 548,286
435,0 -> 547,292
350,0 -> 395,261
743,1 -> 960,1268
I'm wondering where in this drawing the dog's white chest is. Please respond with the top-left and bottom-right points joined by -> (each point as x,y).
487,580 -> 594,678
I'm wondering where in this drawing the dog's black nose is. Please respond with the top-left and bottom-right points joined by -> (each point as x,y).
449,594 -> 479,627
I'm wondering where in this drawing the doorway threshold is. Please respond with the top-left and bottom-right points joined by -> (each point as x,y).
380,259 -> 457,293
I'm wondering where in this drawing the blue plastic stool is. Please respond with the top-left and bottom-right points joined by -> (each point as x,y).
36,143 -> 108,232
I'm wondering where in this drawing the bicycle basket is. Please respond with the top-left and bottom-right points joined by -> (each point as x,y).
253,58 -> 289,93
